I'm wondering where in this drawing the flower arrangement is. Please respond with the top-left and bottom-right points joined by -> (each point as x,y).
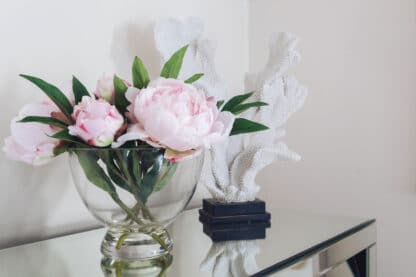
3,44 -> 269,259
4,45 -> 268,165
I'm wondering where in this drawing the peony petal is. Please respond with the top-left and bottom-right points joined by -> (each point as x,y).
95,73 -> 115,102
125,87 -> 141,103
202,111 -> 235,147
112,124 -> 148,148
217,111 -> 235,137
164,147 -> 202,162
143,108 -> 180,143
3,136 -> 28,162
69,97 -> 123,147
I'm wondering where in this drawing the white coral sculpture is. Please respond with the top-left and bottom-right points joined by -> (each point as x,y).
154,18 -> 308,202
200,240 -> 260,277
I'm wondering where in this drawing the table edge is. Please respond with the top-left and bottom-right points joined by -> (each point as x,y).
251,218 -> 376,277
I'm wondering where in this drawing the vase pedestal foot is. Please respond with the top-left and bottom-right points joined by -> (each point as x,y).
101,228 -> 173,260
101,253 -> 173,276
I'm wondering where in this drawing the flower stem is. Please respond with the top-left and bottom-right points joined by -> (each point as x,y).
115,233 -> 129,250
110,194 -> 168,251
114,150 -> 154,221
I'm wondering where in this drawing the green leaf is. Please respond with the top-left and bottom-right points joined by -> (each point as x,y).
76,150 -> 116,195
139,150 -> 164,203
216,100 -> 225,109
153,162 -> 178,192
72,76 -> 90,104
184,73 -> 203,84
221,92 -> 254,112
229,101 -> 268,115
160,45 -> 188,79
132,56 -> 150,89
49,129 -> 87,146
99,151 -> 132,194
53,144 -> 68,156
18,116 -> 67,129
128,150 -> 142,185
113,75 -> 130,114
20,74 -> 73,120
230,118 -> 269,136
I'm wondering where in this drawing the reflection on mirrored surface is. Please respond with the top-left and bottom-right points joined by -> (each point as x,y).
101,254 -> 173,277
324,262 -> 355,277
0,208 -> 375,277
200,240 -> 259,277
273,259 -> 313,277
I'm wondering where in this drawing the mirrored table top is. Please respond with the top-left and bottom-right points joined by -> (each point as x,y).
0,207 -> 375,276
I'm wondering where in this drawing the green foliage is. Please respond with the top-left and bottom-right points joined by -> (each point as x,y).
153,162 -> 178,192
160,45 -> 188,79
18,116 -> 67,129
50,129 -> 87,146
230,118 -> 269,136
216,100 -> 225,109
184,73 -> 203,84
221,92 -> 254,112
97,149 -> 174,204
53,144 -> 68,156
76,150 -> 117,196
20,74 -> 73,120
228,101 -> 268,115
132,56 -> 150,89
99,151 -> 132,193
113,75 -> 130,114
139,150 -> 164,203
72,76 -> 90,103
221,92 -> 269,133
128,150 -> 142,185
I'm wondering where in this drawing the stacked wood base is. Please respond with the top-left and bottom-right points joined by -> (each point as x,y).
199,198 -> 271,241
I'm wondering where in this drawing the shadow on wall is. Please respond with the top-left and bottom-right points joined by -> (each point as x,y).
0,68 -> 74,249
110,22 -> 161,78
0,56 -> 90,250
109,22 -> 210,208
0,23 -> 161,249
0,21 -> 208,249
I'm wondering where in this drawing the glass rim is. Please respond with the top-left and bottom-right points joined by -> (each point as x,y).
68,146 -> 163,152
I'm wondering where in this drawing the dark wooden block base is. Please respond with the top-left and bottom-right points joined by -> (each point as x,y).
199,198 -> 271,241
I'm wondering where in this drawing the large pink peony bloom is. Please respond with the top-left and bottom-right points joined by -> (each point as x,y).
3,101 -> 60,165
113,78 -> 235,161
68,96 -> 124,147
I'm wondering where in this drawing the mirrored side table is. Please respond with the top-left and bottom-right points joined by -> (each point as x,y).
0,208 -> 376,276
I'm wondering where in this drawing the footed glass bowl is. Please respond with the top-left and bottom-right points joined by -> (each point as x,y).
68,147 -> 203,260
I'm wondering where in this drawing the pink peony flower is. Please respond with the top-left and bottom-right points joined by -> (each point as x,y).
94,74 -> 115,103
94,74 -> 130,103
113,78 -> 235,161
3,101 -> 61,165
68,96 -> 124,147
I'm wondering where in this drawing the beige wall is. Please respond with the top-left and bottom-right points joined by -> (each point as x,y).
0,0 -> 248,249
2,1 -> 415,275
250,1 -> 416,276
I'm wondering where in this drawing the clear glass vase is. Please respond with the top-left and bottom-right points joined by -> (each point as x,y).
68,147 -> 203,260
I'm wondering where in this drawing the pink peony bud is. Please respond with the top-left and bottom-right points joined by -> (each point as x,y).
69,96 -> 124,147
3,101 -> 60,165
113,78 -> 235,161
94,74 -> 115,103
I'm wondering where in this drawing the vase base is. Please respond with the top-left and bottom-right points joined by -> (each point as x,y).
101,253 -> 173,276
101,228 -> 173,260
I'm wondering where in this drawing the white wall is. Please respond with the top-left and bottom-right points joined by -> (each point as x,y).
250,1 -> 416,276
0,0 -> 249,249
